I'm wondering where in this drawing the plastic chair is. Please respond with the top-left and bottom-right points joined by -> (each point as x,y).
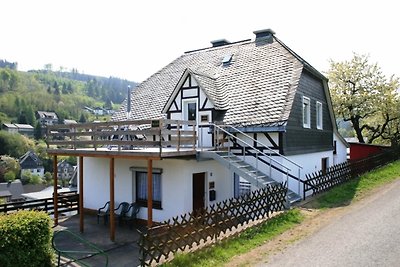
97,201 -> 110,225
115,202 -> 130,225
121,202 -> 141,228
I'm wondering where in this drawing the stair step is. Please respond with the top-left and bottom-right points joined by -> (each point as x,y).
260,180 -> 275,186
237,165 -> 251,168
229,160 -> 244,163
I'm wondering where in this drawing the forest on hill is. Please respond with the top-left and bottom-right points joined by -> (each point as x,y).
0,59 -> 136,126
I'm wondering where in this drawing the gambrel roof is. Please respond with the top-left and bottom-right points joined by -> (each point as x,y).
113,30 -> 327,127
19,151 -> 43,169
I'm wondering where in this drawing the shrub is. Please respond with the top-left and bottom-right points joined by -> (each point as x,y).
3,170 -> 16,182
21,171 -> 43,185
0,210 -> 53,267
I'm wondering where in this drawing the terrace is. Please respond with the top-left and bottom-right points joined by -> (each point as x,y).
45,119 -> 202,241
46,119 -> 198,158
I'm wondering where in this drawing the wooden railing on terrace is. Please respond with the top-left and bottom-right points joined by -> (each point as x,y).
46,119 -> 197,153
0,192 -> 79,215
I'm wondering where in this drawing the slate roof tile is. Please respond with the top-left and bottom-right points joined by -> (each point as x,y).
113,35 -> 317,127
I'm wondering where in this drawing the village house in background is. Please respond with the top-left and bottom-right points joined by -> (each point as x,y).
63,119 -> 77,125
84,106 -> 114,116
46,29 -> 348,239
36,111 -> 59,127
2,123 -> 34,137
19,150 -> 44,179
0,180 -> 24,203
57,160 -> 75,185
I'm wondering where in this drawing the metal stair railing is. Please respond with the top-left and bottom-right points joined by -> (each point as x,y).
227,124 -> 303,197
211,123 -> 292,190
210,123 -> 303,197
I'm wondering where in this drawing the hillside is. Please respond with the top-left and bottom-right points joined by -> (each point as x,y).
0,63 -> 136,125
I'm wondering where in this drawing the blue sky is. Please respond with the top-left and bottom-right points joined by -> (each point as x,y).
1,0 -> 398,82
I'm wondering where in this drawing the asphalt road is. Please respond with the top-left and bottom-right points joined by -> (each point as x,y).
263,180 -> 400,267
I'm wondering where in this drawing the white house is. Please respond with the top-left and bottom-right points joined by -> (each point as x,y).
19,151 -> 45,179
47,29 -> 347,240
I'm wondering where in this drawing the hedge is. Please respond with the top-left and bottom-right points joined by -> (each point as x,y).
0,210 -> 53,267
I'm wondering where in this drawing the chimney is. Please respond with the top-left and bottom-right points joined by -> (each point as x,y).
253,28 -> 275,44
210,39 -> 230,47
126,85 -> 131,119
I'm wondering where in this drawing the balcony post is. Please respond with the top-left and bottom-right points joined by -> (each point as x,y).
53,155 -> 58,225
109,157 -> 115,241
147,159 -> 153,227
79,156 -> 84,233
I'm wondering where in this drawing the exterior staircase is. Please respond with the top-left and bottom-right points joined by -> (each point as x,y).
199,124 -> 303,205
200,151 -> 302,204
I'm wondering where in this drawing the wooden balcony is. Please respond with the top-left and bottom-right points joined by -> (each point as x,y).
46,119 -> 197,159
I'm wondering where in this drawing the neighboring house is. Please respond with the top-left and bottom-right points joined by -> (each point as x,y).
36,111 -> 59,126
2,123 -> 18,134
2,123 -> 34,137
63,119 -> 77,125
93,107 -> 105,116
0,180 -> 24,202
57,160 -> 75,181
47,29 -> 348,229
19,151 -> 44,178
69,166 -> 77,189
22,185 -> 74,200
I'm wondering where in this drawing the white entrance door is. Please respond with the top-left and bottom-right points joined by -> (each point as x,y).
183,100 -> 198,146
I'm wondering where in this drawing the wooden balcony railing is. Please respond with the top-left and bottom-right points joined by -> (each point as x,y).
0,192 -> 79,215
46,119 -> 197,154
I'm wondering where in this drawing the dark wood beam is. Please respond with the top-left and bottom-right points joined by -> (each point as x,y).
53,155 -> 58,225
147,159 -> 153,227
109,158 -> 115,241
79,156 -> 84,233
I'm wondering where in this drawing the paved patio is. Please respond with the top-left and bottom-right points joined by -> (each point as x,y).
53,213 -> 145,266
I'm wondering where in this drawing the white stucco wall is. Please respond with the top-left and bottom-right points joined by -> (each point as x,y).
333,132 -> 348,165
81,157 -> 231,222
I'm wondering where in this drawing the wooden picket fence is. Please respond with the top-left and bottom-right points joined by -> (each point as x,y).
137,183 -> 287,266
303,149 -> 400,198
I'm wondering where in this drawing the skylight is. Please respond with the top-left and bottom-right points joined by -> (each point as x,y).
222,54 -> 233,65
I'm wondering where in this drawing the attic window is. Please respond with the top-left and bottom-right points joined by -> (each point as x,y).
222,54 -> 233,65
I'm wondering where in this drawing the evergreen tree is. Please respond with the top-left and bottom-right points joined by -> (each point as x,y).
17,111 -> 27,124
79,113 -> 87,123
34,121 -> 42,140
25,105 -> 35,125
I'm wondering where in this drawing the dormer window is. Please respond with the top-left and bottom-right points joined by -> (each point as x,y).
303,96 -> 311,128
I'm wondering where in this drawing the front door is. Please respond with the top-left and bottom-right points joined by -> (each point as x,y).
322,157 -> 329,175
192,172 -> 205,213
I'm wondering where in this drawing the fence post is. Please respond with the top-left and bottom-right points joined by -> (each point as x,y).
298,168 -> 301,197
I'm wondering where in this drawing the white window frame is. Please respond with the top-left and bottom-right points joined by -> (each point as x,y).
302,96 -> 311,128
316,101 -> 323,130
130,167 -> 163,209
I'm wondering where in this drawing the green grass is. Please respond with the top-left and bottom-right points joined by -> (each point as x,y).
163,209 -> 304,267
309,160 -> 400,209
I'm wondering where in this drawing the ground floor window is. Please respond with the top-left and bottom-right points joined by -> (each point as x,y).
136,171 -> 162,209
234,173 -> 251,198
